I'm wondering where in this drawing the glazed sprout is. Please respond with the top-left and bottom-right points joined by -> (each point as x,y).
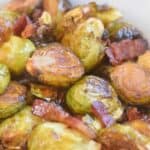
66,75 -> 123,127
0,106 -> 43,149
55,3 -> 97,40
26,43 -> 84,87
0,81 -> 26,119
96,6 -> 122,25
62,18 -> 105,71
110,62 -> 150,105
0,64 -> 10,94
98,120 -> 150,150
0,36 -> 35,75
28,122 -> 100,150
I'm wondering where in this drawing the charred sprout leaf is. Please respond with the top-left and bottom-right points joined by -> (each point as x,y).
30,83 -> 65,103
66,75 -> 123,125
32,99 -> 96,139
26,43 -> 84,87
98,120 -> 150,150
138,51 -> 150,71
110,62 -> 150,105
28,122 -> 100,150
96,6 -> 122,25
0,106 -> 43,149
0,81 -> 26,119
0,36 -> 35,75
106,39 -> 148,65
62,18 -> 105,71
6,0 -> 42,14
0,64 -> 10,94
107,21 -> 142,41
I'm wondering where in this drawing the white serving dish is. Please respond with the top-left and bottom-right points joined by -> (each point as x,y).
0,0 -> 150,44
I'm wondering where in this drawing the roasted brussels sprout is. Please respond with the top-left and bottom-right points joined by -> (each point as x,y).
62,18 -> 105,71
0,64 -> 10,94
66,76 -> 123,126
138,51 -> 150,71
110,62 -> 150,105
0,81 -> 26,119
28,122 -> 100,150
0,35 -> 35,75
26,43 -> 84,87
98,120 -> 150,150
30,83 -> 65,103
55,3 -> 97,40
107,21 -> 142,41
96,6 -> 122,25
0,106 -> 43,149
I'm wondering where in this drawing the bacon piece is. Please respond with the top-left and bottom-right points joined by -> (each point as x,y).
21,24 -> 36,38
126,107 -> 143,121
91,101 -> 115,127
32,99 -> 96,139
13,15 -> 30,36
106,39 -> 148,65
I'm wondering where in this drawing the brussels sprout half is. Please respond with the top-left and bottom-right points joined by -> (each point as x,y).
0,106 -> 43,149
0,36 -> 35,75
28,122 -> 100,150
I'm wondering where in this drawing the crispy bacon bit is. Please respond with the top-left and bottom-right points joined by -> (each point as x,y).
126,107 -> 150,123
13,15 -> 30,36
32,99 -> 96,139
106,39 -> 148,65
21,24 -> 36,38
126,107 -> 143,121
91,101 -> 115,127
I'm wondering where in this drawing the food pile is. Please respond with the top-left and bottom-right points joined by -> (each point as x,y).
0,0 -> 149,149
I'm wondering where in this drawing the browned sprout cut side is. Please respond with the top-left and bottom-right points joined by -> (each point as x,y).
28,122 -> 101,150
66,75 -> 123,127
98,120 -> 150,150
0,106 -> 43,149
110,62 -> 150,105
0,81 -> 26,119
26,43 -> 84,87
